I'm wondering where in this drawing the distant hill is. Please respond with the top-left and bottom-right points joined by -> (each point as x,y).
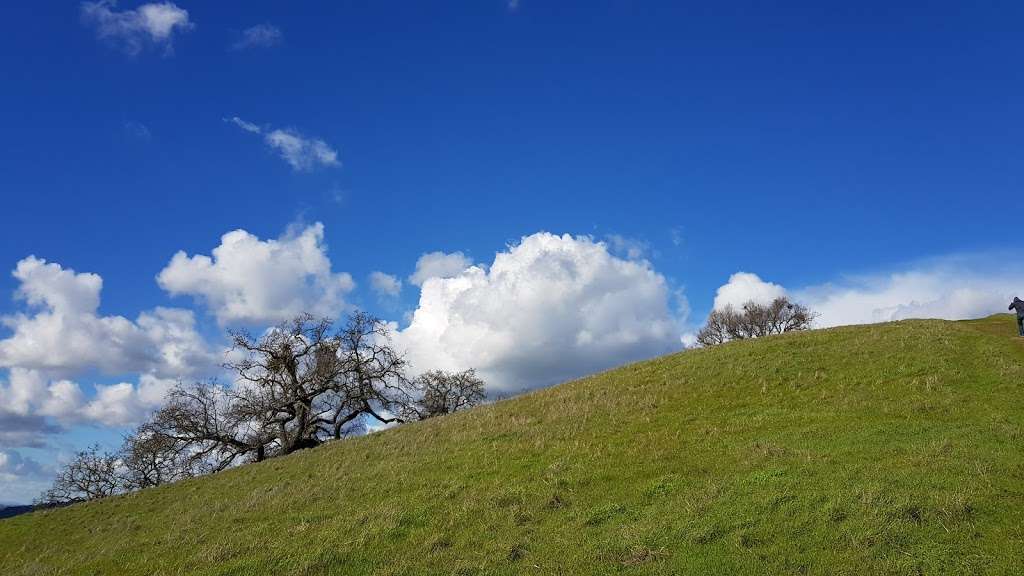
0,506 -> 33,520
2,315 -> 1022,575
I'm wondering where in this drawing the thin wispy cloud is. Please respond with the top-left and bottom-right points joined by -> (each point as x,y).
226,116 -> 261,134
265,129 -> 339,171
225,116 -> 340,171
81,1 -> 193,56
123,121 -> 151,140
231,24 -> 283,50
606,234 -> 652,261
670,226 -> 684,247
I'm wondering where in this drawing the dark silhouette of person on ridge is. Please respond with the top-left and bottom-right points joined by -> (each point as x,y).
1010,297 -> 1024,336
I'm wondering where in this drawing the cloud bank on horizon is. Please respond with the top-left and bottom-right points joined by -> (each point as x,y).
709,260 -> 1023,329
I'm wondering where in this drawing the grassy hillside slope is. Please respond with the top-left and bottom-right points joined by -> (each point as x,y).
2,316 -> 1023,575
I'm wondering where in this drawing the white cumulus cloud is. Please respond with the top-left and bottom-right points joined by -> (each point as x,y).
157,223 -> 355,325
0,368 -> 83,421
395,233 -> 682,393
0,257 -> 207,445
1,368 -> 178,434
80,374 -> 176,426
408,251 -> 472,286
0,256 -> 216,459
369,272 -> 402,298
712,272 -> 788,310
81,1 -> 192,55
0,257 -> 213,378
0,370 -> 173,500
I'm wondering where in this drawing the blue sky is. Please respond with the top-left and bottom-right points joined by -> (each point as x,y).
1,1 -> 1022,502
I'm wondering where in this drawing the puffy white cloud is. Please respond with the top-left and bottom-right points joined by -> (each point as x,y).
712,272 -> 787,310
10,255 -> 102,314
0,257 -> 212,377
226,118 -> 339,171
80,374 -> 175,426
0,370 -> 68,449
395,233 -> 682,393
0,368 -> 82,421
0,255 -> 210,447
232,24 -> 283,50
79,383 -> 140,426
0,368 -> 176,436
81,1 -> 192,55
157,223 -> 354,325
0,256 -> 215,461
369,272 -> 402,298
0,368 -> 77,448
39,380 -> 85,419
408,251 -> 472,286
135,307 -> 215,374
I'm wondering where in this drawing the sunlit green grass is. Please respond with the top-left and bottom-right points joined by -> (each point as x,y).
3,315 -> 1023,575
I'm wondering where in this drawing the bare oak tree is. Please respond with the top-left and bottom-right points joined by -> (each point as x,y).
144,380 -> 272,471
326,311 -> 413,437
227,314 -> 348,455
37,444 -> 123,504
696,297 -> 815,347
38,311 -> 484,504
404,369 -> 486,420
121,424 -> 201,490
142,312 -> 418,471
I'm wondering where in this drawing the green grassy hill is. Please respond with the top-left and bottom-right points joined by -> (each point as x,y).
3,315 -> 1023,575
